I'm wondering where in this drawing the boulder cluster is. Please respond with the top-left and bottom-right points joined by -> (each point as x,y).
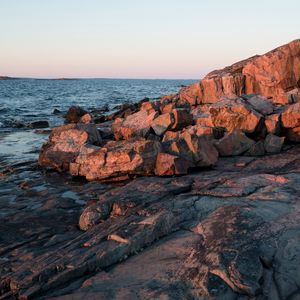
39,39 -> 300,181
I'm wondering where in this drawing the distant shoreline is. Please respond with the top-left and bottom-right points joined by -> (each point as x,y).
0,76 -> 21,80
0,76 -> 199,81
0,76 -> 81,81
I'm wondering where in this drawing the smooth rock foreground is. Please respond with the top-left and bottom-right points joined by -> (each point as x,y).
2,40 -> 300,299
2,145 -> 300,299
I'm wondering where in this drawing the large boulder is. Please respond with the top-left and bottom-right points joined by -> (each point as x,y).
209,98 -> 263,133
215,130 -> 255,156
38,124 -> 102,171
245,140 -> 265,156
112,109 -> 158,140
285,127 -> 300,142
178,39 -> 300,105
183,125 -> 215,139
151,113 -> 174,136
164,131 -> 218,168
69,139 -> 162,181
162,124 -> 222,143
97,121 -> 114,140
178,83 -> 202,106
64,106 -> 88,123
281,102 -> 300,128
285,88 -> 300,103
27,120 -> 49,129
243,94 -> 274,115
79,113 -> 92,124
170,108 -> 193,130
140,101 -> 159,113
265,113 -> 281,135
104,102 -> 139,122
264,134 -> 285,153
160,102 -> 176,114
155,153 -> 189,176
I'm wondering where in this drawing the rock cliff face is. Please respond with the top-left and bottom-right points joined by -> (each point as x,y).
179,39 -> 300,105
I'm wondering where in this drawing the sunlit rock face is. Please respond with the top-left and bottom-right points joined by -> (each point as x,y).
112,109 -> 159,141
70,139 -> 162,181
38,123 -> 102,171
179,39 -> 300,105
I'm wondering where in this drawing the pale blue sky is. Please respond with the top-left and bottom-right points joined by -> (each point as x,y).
1,0 -> 299,79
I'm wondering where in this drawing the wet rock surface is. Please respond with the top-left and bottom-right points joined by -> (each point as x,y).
27,121 -> 49,129
64,106 -> 88,124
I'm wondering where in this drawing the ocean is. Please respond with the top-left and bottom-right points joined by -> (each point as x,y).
0,78 -> 197,164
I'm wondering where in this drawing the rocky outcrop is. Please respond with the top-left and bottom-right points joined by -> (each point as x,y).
79,113 -> 92,124
70,139 -> 162,181
27,120 -> 49,129
155,153 -> 189,176
38,95 -> 294,179
264,133 -> 285,153
151,112 -> 174,136
179,39 -> 300,105
39,40 -> 300,181
215,130 -> 255,156
281,102 -> 300,128
245,140 -> 265,156
244,94 -> 274,115
209,98 -> 263,133
38,123 -> 102,171
112,109 -> 158,140
170,108 -> 193,130
64,105 -> 88,123
163,131 -> 219,168
286,127 -> 300,142
265,113 -> 281,134
279,103 -> 300,142
40,102 -> 216,180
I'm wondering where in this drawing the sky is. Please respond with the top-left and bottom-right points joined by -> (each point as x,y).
0,0 -> 300,79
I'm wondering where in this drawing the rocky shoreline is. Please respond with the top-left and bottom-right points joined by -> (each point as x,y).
1,40 -> 300,299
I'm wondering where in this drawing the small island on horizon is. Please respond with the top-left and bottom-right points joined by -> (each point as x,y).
0,76 -> 80,81
0,76 -> 20,80
0,76 -> 199,81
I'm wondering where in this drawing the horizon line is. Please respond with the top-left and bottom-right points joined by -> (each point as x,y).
0,75 -> 200,81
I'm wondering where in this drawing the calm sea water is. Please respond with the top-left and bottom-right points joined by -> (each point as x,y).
0,79 -> 197,163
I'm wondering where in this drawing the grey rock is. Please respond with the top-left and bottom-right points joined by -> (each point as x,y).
264,134 -> 285,153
